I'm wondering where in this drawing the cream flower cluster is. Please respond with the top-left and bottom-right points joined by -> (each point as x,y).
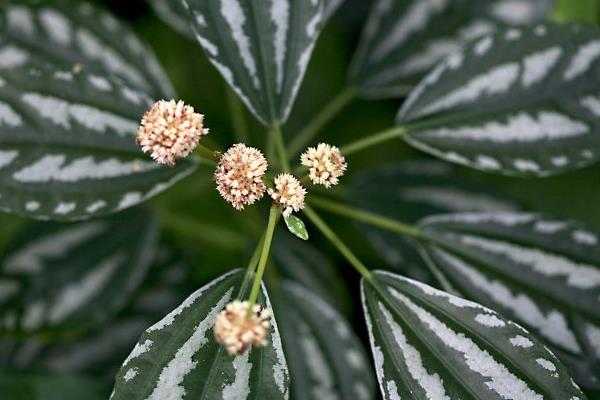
137,100 -> 208,166
268,173 -> 307,217
301,143 -> 347,188
214,144 -> 269,210
214,300 -> 271,356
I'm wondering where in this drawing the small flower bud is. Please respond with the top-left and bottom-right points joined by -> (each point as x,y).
215,143 -> 268,210
268,173 -> 306,217
214,300 -> 271,356
301,143 -> 347,188
137,100 -> 208,166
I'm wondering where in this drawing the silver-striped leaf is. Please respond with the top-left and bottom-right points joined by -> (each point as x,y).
111,269 -> 290,400
417,212 -> 600,388
399,22 -> 600,177
362,270 -> 587,400
0,208 -> 158,335
351,161 -> 522,284
0,63 -> 195,221
350,0 -> 552,99
0,0 -> 174,98
182,0 -> 325,125
275,280 -> 375,400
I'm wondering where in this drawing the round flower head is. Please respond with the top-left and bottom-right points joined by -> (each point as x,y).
301,143 -> 347,188
137,100 -> 208,166
268,173 -> 306,217
214,300 -> 271,356
215,143 -> 268,210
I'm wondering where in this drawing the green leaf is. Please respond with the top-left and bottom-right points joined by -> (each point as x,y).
275,280 -> 375,400
148,0 -> 195,38
284,214 -> 309,240
0,63 -> 195,221
362,270 -> 587,400
417,212 -> 600,388
111,269 -> 290,400
273,234 -> 350,312
350,161 -> 522,284
0,0 -> 175,98
399,22 -> 600,177
350,0 -> 552,98
0,375 -> 105,400
0,208 -> 159,335
552,0 -> 599,24
182,0 -> 325,125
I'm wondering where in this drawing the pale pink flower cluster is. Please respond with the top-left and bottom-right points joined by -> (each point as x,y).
268,173 -> 307,217
214,144 -> 269,210
137,100 -> 208,166
214,300 -> 271,356
301,143 -> 347,188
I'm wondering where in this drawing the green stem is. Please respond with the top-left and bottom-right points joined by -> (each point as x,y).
270,124 -> 291,172
341,125 -> 406,156
159,210 -> 248,250
303,206 -> 373,280
288,86 -> 357,156
226,86 -> 250,143
247,206 -> 280,308
309,195 -> 421,238
238,234 -> 265,298
196,143 -> 220,163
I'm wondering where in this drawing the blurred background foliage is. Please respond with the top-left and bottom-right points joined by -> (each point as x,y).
1,0 -> 600,398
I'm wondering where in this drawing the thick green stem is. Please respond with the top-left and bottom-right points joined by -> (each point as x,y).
247,206 -> 280,308
226,86 -> 250,143
196,143 -> 220,163
288,86 -> 357,156
309,195 -> 421,238
341,125 -> 406,156
270,124 -> 291,172
303,206 -> 373,280
238,234 -> 265,298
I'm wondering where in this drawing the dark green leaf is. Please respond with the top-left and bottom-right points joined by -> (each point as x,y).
148,0 -> 195,38
0,0 -> 174,98
182,0 -> 325,125
273,234 -> 350,312
350,0 -> 552,98
399,22 -> 600,177
417,212 -> 600,388
0,63 -> 195,221
362,270 -> 587,399
275,280 -> 375,400
351,161 -> 522,284
0,208 -> 159,335
284,214 -> 309,240
0,375 -> 105,400
111,269 -> 290,400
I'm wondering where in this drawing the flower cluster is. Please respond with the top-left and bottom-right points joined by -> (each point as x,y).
137,100 -> 208,166
301,143 -> 347,188
214,144 -> 269,210
268,173 -> 307,217
214,300 -> 271,356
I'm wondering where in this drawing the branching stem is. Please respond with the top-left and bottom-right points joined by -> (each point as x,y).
270,123 -> 291,172
340,125 -> 407,156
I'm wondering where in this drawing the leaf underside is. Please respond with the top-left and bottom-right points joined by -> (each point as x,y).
399,22 -> 600,177
417,212 -> 600,388
362,270 -> 587,400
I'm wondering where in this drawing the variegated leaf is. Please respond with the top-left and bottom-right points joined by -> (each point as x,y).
417,212 -> 600,388
0,208 -> 158,335
0,63 -> 195,221
273,234 -> 350,311
182,0 -> 325,125
111,270 -> 290,400
351,161 -> 522,284
275,280 -> 375,400
399,22 -> 600,177
362,270 -> 587,400
0,0 -> 174,98
0,375 -> 105,400
350,0 -> 552,98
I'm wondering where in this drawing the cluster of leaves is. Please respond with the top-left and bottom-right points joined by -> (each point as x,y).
0,0 -> 600,399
